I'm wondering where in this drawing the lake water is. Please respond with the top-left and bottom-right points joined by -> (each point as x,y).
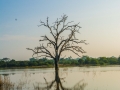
0,66 -> 120,90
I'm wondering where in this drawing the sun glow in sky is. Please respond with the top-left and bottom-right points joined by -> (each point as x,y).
0,0 -> 120,60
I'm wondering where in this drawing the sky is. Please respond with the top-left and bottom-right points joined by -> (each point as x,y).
0,0 -> 120,60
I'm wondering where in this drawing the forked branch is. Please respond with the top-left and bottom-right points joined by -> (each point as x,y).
27,14 -> 87,60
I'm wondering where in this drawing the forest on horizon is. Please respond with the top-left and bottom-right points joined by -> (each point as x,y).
0,56 -> 120,68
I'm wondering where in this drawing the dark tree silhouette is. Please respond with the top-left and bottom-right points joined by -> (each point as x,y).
27,15 -> 87,71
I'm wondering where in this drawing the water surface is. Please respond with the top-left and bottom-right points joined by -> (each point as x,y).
0,66 -> 120,90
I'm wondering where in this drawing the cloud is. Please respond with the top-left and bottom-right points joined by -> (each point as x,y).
0,35 -> 39,41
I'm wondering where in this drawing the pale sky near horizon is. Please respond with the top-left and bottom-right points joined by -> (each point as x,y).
0,0 -> 120,60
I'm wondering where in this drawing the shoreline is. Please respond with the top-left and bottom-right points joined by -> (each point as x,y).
0,64 -> 120,69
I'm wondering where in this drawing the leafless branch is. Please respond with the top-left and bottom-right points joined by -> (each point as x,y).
27,14 -> 87,65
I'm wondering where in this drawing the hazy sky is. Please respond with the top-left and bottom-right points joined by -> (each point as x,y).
0,0 -> 120,60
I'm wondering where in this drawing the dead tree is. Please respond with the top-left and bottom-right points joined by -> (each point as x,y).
27,15 -> 87,71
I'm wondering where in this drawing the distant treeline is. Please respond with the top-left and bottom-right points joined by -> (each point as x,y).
0,56 -> 120,67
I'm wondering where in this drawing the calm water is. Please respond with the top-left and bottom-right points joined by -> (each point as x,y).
0,66 -> 120,90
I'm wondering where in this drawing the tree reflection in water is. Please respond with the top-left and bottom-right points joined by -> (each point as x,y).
34,69 -> 87,90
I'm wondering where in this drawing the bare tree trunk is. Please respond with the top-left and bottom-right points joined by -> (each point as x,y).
54,59 -> 59,71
